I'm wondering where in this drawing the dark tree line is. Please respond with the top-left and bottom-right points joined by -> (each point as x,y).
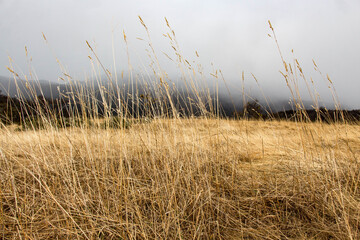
0,89 -> 359,127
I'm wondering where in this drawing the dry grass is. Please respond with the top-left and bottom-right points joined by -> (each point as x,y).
1,118 -> 359,239
1,17 -> 360,239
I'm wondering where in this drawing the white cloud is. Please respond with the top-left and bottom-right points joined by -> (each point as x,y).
0,0 -> 359,108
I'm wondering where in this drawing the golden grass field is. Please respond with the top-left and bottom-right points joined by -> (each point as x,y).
1,18 -> 360,239
1,118 -> 359,239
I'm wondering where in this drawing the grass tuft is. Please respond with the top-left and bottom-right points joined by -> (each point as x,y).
0,18 -> 359,239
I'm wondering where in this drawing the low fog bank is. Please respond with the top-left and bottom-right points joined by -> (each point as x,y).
0,74 -> 356,117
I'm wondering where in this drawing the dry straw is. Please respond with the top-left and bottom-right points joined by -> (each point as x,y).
0,18 -> 359,239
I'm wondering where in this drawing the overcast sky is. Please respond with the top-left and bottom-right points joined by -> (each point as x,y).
0,0 -> 359,108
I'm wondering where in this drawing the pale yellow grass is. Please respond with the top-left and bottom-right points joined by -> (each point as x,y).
1,119 -> 360,239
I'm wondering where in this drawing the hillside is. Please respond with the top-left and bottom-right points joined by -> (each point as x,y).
0,76 -> 67,99
1,75 -> 359,124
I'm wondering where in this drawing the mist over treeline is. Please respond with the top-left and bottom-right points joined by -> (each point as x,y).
1,74 -> 359,125
0,74 -> 347,108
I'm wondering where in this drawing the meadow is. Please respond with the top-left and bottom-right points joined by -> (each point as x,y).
1,19 -> 359,239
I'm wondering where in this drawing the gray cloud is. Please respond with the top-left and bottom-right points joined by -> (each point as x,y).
0,0 -> 359,109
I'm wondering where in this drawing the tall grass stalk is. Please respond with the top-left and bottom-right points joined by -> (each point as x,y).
0,18 -> 359,239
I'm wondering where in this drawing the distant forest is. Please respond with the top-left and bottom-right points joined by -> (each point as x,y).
1,88 -> 360,126
0,76 -> 359,125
